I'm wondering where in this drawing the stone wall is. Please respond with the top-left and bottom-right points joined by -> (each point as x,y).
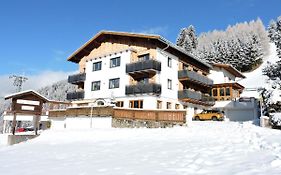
112,118 -> 186,128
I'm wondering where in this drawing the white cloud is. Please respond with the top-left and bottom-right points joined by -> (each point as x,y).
135,26 -> 168,36
0,70 -> 76,98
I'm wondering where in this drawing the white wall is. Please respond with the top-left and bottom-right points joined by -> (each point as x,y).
50,117 -> 112,129
156,49 -> 179,100
208,67 -> 236,84
84,51 -> 131,100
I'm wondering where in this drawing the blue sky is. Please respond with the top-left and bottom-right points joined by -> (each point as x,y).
0,0 -> 280,76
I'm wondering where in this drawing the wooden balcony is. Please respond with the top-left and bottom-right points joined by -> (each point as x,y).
178,70 -> 213,86
68,73 -> 86,85
178,89 -> 215,106
126,59 -> 161,75
66,90 -> 85,101
125,83 -> 161,95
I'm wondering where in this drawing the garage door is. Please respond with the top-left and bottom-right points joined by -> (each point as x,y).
227,109 -> 255,121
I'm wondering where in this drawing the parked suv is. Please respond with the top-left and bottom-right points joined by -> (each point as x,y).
193,110 -> 225,121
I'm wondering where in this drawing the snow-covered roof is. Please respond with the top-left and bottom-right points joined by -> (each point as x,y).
4,89 -> 50,102
212,63 -> 245,78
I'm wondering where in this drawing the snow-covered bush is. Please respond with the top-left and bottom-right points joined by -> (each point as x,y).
269,113 -> 281,129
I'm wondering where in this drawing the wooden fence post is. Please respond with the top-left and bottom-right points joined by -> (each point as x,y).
12,112 -> 17,135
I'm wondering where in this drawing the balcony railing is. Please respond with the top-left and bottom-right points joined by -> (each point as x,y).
66,90 -> 85,101
126,83 -> 161,95
178,89 -> 215,105
126,59 -> 161,73
68,73 -> 86,84
178,70 -> 213,85
178,89 -> 201,100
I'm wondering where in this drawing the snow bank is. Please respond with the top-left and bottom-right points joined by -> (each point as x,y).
0,122 -> 281,175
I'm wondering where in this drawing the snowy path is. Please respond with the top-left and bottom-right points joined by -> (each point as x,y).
0,122 -> 281,175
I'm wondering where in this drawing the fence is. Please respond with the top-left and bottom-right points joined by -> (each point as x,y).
113,108 -> 186,123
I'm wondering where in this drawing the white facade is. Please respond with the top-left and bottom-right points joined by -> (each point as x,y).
208,67 -> 236,84
157,49 -> 179,100
84,50 -> 131,100
82,48 -> 186,110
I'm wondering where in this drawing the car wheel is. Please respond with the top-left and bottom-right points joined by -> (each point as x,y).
195,116 -> 200,121
212,116 -> 218,121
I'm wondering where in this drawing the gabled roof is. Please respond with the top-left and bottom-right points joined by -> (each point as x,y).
4,90 -> 50,102
212,63 -> 246,78
67,30 -> 212,69
212,82 -> 245,90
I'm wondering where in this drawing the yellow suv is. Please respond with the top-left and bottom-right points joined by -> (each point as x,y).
193,110 -> 225,121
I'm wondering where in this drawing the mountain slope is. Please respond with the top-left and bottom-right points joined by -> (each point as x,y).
240,43 -> 281,102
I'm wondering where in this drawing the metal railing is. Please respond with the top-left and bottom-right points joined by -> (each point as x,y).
68,73 -> 86,84
126,83 -> 161,95
178,89 -> 201,100
126,59 -> 161,73
66,90 -> 85,100
178,70 -> 213,85
178,89 -> 215,105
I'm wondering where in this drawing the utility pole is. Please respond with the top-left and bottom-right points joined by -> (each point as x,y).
9,74 -> 28,92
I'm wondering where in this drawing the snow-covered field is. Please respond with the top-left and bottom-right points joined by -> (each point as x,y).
0,122 -> 281,175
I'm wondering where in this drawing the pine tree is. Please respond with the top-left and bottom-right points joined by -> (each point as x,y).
268,20 -> 277,43
176,25 -> 198,53
268,16 -> 281,58
191,18 -> 269,72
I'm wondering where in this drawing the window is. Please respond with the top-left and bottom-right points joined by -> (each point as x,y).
168,57 -> 172,67
220,88 -> 225,96
91,81 -> 100,91
109,78 -> 120,89
157,100 -> 162,109
138,54 -> 149,61
116,101 -> 124,107
226,87 -> 230,96
175,104 -> 180,109
212,89 -> 218,96
93,61 -> 102,71
168,79 -> 172,90
129,100 -> 143,109
166,102 -> 171,109
110,57 -> 120,68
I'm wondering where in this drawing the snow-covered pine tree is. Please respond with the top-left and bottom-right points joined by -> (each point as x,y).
176,28 -> 187,47
268,20 -> 277,43
192,18 -> 269,72
176,25 -> 198,53
268,16 -> 281,58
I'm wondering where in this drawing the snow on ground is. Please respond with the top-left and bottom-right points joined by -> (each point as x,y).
240,43 -> 281,102
1,122 -> 281,175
